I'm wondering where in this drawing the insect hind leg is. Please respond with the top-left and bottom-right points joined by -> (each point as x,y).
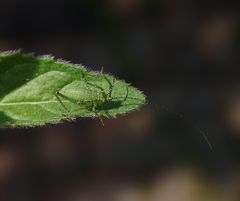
55,91 -> 72,118
55,91 -> 83,117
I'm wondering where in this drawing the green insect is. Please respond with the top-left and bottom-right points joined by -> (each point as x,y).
55,68 -> 129,125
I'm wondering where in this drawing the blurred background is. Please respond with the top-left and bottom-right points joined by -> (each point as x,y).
0,0 -> 239,200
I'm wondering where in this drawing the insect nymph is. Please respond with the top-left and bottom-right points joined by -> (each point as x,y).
55,69 -> 129,125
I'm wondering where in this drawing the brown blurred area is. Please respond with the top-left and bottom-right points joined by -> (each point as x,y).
0,0 -> 240,200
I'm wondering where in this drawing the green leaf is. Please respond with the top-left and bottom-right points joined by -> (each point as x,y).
0,51 -> 146,127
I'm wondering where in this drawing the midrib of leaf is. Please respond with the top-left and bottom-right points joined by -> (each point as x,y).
0,100 -> 67,106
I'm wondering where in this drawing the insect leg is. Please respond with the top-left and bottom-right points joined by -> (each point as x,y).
99,74 -> 115,100
123,85 -> 129,101
55,92 -> 79,104
55,92 -> 70,114
100,66 -> 104,74
92,105 -> 104,126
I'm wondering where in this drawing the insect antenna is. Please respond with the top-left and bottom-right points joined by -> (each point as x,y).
161,105 -> 213,151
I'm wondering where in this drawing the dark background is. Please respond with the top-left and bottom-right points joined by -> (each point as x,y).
0,0 -> 239,200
